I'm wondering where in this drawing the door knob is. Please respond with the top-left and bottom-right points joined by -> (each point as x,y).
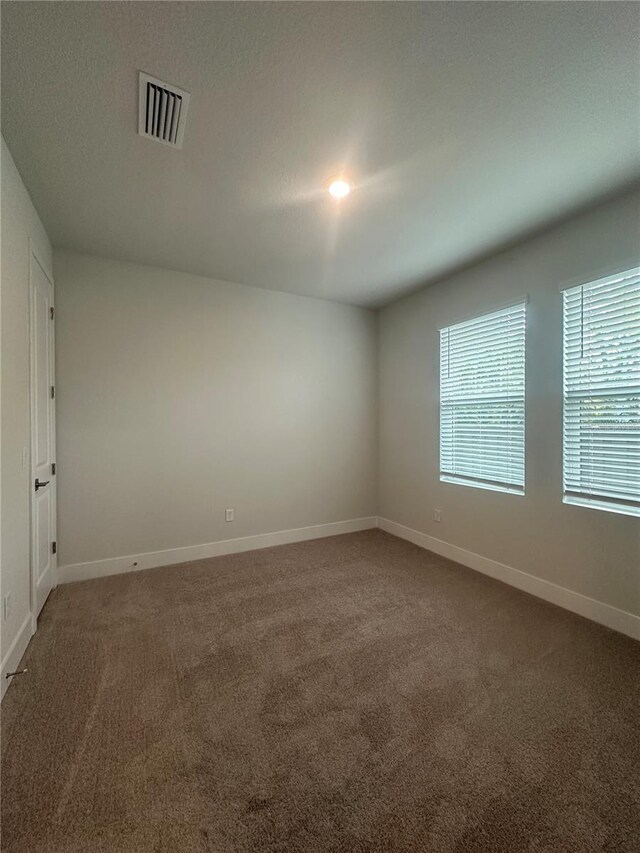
34,479 -> 50,491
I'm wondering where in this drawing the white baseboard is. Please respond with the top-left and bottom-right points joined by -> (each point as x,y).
378,517 -> 640,642
1,612 -> 36,701
58,517 -> 378,584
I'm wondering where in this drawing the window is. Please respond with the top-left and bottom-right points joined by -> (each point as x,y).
562,267 -> 640,517
440,302 -> 526,494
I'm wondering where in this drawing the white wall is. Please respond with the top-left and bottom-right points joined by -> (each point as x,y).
1,138 -> 53,682
54,251 -> 377,570
379,188 -> 640,620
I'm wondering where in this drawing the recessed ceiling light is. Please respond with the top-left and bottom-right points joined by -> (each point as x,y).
328,179 -> 351,199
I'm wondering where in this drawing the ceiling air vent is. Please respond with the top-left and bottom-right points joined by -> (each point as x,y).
138,72 -> 190,149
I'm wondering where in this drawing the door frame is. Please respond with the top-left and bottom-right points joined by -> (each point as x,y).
29,241 -> 57,618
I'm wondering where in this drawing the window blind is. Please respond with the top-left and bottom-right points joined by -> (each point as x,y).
440,302 -> 526,494
562,267 -> 640,517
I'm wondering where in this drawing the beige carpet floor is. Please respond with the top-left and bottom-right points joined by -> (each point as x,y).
1,529 -> 639,853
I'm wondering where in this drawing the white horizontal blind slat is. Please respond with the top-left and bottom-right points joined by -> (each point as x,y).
440,302 -> 526,493
562,267 -> 640,516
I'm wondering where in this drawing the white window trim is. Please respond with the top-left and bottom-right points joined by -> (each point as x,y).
562,266 -> 640,518
439,301 -> 527,496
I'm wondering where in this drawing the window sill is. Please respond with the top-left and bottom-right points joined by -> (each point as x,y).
440,475 -> 525,497
563,496 -> 640,519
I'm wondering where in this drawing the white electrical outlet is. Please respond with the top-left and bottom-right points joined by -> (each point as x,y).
3,593 -> 12,621
434,508 -> 442,523
225,508 -> 235,522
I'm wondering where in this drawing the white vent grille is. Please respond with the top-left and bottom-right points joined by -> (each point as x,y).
138,72 -> 190,148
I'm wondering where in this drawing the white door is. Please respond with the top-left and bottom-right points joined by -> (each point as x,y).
30,249 -> 56,617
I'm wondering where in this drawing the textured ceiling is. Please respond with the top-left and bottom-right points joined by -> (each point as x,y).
2,2 -> 640,306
